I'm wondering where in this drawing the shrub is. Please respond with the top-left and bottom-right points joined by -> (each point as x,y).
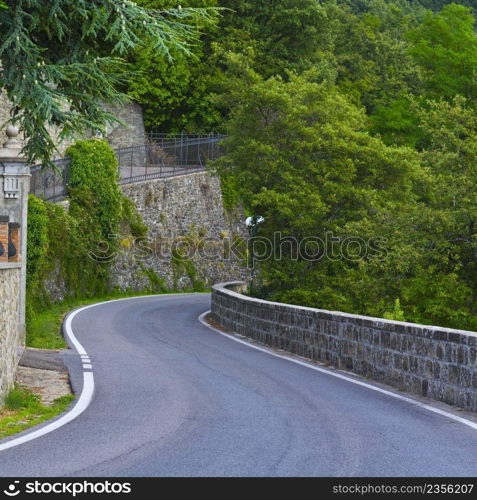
26,195 -> 48,290
66,139 -> 122,251
5,387 -> 40,411
26,139 -> 148,323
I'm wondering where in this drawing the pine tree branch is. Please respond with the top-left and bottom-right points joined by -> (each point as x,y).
0,0 -> 219,164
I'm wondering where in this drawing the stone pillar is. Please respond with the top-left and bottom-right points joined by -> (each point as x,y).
0,125 -> 29,342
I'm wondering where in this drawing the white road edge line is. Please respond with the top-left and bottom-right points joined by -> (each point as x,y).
198,310 -> 477,432
0,293 -> 199,452
0,304 -> 96,452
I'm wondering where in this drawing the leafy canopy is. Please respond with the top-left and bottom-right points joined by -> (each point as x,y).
408,4 -> 477,100
0,0 -> 217,163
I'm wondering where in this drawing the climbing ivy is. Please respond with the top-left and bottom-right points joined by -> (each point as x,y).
67,139 -> 123,253
26,195 -> 48,290
26,139 -> 149,325
171,247 -> 205,292
26,195 -> 49,320
139,264 -> 169,293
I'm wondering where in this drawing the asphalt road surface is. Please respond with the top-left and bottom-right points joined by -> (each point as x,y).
1,293 -> 477,477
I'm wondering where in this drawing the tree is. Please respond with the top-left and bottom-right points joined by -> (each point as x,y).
127,0 -> 335,132
415,0 -> 477,12
329,1 -> 424,145
217,71 -> 477,329
408,4 -> 477,101
417,97 -> 477,289
218,0 -> 333,78
0,0 -> 216,163
128,0 -> 220,132
215,73 -> 421,311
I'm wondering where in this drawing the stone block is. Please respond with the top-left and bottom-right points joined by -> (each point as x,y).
211,282 -> 477,413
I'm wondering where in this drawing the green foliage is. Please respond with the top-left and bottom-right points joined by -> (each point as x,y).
128,0 -> 338,131
21,0 -> 477,333
5,387 -> 40,411
217,73 -> 419,234
27,196 -> 106,316
26,195 -> 49,290
370,99 -> 421,146
26,299 -> 68,350
218,0 -> 333,78
324,1 -> 424,146
121,197 -> 149,239
415,0 -> 477,12
67,140 -> 120,229
1,386 -> 74,440
408,4 -> 477,100
383,299 -> 406,322
216,168 -> 240,212
128,46 -> 220,132
218,68 -> 477,330
128,0 -> 220,132
26,139 -> 148,336
67,139 -> 122,251
0,0 -> 217,163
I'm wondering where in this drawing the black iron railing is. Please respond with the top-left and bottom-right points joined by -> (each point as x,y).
30,134 -> 225,202
30,158 -> 71,202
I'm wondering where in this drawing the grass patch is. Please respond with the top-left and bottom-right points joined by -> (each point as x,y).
26,289 -> 209,350
0,386 -> 75,440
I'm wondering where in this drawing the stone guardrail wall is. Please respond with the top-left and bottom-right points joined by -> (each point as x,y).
211,282 -> 477,413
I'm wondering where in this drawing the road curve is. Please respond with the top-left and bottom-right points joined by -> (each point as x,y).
1,293 -> 477,477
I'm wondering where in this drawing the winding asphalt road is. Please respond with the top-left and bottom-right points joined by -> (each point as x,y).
1,293 -> 477,477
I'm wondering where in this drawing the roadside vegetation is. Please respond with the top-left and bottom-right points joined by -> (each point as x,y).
13,0 -> 477,343
26,139 -> 151,347
0,387 -> 74,440
25,139 -> 209,349
123,1 -> 477,330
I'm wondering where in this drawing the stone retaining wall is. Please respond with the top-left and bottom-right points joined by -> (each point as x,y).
1,92 -> 146,157
0,267 -> 21,405
42,172 -> 248,300
211,282 -> 477,412
112,172 -> 247,291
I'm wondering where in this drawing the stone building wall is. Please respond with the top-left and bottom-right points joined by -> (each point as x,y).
0,128 -> 32,406
212,282 -> 477,413
0,268 -> 20,404
112,172 -> 248,291
103,101 -> 147,150
0,93 -> 10,135
0,92 -> 146,158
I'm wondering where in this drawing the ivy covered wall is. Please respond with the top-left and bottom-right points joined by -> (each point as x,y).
26,139 -> 147,323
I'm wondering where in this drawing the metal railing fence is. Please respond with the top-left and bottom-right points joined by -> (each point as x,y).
30,134 -> 225,202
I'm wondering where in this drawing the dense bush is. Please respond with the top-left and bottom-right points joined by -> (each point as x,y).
67,139 -> 122,250
26,139 -> 148,323
26,195 -> 48,290
217,72 -> 477,331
